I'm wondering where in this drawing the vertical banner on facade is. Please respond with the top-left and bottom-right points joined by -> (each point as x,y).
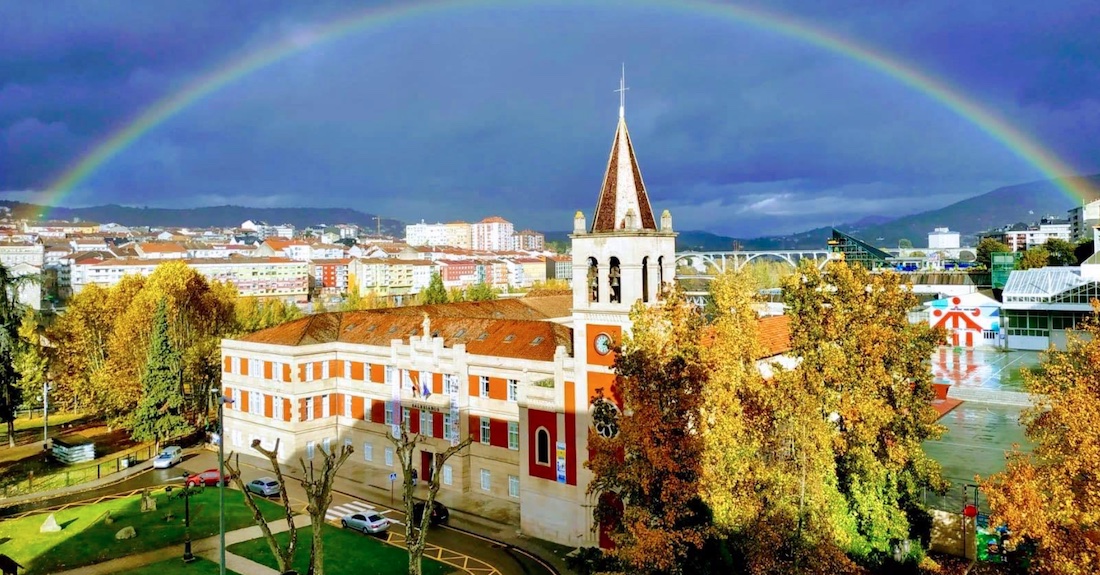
449,393 -> 459,446
556,441 -> 567,483
391,367 -> 401,439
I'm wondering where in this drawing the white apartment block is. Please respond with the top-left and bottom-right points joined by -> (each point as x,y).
1068,199 -> 1100,242
472,217 -> 515,252
927,228 -> 960,250
405,221 -> 473,249
513,230 -> 545,251
349,258 -> 437,298
72,257 -> 309,300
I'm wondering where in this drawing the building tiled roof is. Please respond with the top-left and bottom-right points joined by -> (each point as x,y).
478,216 -> 510,224
757,315 -> 791,357
366,295 -> 572,322
591,117 -> 657,233
138,242 -> 187,253
239,312 -> 571,362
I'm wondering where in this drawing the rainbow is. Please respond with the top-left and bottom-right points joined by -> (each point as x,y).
42,0 -> 1096,212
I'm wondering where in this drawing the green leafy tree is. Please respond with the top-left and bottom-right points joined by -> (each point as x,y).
0,264 -> 27,446
130,298 -> 191,450
976,237 -> 1011,268
782,261 -> 947,565
14,309 -> 48,415
1043,237 -> 1077,266
1074,238 -> 1094,265
1017,247 -> 1050,270
897,239 -> 913,250
419,272 -> 448,305
465,282 -> 497,302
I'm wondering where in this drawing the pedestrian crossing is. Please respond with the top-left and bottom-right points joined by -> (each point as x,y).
325,499 -> 403,526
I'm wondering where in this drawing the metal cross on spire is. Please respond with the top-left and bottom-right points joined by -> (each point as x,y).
615,63 -> 629,119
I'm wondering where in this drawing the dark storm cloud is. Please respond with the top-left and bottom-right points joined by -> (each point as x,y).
0,0 -> 1097,237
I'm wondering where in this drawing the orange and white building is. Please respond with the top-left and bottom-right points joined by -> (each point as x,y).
219,103 -> 790,547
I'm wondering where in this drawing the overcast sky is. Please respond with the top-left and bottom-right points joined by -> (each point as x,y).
1,0 -> 1098,237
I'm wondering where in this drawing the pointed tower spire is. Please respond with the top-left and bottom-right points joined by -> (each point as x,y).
591,66 -> 656,233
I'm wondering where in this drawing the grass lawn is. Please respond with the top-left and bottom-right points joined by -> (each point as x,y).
227,524 -> 450,575
12,412 -> 88,433
114,556 -> 231,575
0,486 -> 284,574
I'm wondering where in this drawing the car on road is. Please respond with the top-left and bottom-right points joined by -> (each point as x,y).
246,477 -> 281,497
411,501 -> 449,526
341,511 -> 390,535
185,468 -> 234,487
152,446 -> 183,469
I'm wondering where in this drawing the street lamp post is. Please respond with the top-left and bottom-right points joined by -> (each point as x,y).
41,382 -> 52,444
181,473 -> 195,563
215,391 -> 234,575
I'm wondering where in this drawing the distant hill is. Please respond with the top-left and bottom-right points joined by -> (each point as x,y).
0,202 -> 405,236
548,174 -> 1100,251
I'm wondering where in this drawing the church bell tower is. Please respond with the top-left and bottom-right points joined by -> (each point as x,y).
567,67 -> 676,547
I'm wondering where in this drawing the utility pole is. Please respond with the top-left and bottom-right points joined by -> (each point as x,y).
374,216 -> 382,238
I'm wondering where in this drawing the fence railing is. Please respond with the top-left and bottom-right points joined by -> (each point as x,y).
0,429 -> 203,499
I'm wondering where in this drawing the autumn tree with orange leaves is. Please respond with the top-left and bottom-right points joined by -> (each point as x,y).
586,286 -> 714,574
981,302 -> 1100,575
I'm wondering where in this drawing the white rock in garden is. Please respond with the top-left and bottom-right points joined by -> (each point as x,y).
115,526 -> 137,540
40,513 -> 61,533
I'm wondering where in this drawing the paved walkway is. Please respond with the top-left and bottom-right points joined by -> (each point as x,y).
51,515 -> 313,575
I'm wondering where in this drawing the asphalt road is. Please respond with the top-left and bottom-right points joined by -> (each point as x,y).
1,449 -> 557,575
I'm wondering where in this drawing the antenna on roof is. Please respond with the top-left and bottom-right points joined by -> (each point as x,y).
615,63 -> 629,119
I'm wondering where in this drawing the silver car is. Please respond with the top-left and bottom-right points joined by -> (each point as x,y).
152,446 -> 182,469
341,511 -> 390,534
246,477 -> 281,497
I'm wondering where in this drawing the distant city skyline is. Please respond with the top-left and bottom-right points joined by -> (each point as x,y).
1,1 -> 1097,237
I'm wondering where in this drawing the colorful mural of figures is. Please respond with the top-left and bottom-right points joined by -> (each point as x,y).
926,292 -> 1002,348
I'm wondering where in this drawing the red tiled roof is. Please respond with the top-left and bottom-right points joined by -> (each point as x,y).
138,242 -> 187,253
478,216 -> 510,224
239,312 -> 571,362
757,315 -> 791,357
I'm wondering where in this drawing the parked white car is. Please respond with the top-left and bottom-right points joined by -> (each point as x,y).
152,446 -> 183,469
341,511 -> 390,535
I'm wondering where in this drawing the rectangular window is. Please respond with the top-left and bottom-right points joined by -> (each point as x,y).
232,388 -> 241,410
306,441 -> 315,459
480,417 -> 491,445
403,370 -> 414,394
508,421 -> 519,450
250,358 -> 261,377
385,402 -> 394,425
444,374 -> 460,396
321,395 -> 330,418
507,379 -> 518,402
479,376 -> 490,398
442,464 -> 453,486
403,407 -> 411,430
305,363 -> 314,381
322,437 -> 331,454
344,394 -> 352,418
419,371 -> 430,394
421,411 -> 433,437
385,447 -> 394,467
508,475 -> 519,498
363,443 -> 373,462
444,414 -> 455,441
344,360 -> 351,378
385,365 -> 397,385
322,361 -> 330,379
272,396 -> 283,421
480,468 -> 491,491
274,362 -> 283,381
344,438 -> 352,452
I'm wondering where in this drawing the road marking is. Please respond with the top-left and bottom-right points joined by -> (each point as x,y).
325,500 -> 374,522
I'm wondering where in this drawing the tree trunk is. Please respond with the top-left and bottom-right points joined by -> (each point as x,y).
6,420 -> 13,448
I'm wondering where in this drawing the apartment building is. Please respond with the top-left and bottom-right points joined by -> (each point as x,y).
73,257 -> 309,300
472,217 -> 515,252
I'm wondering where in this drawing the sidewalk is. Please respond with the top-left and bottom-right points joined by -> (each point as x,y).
227,450 -> 575,575
50,513 -> 314,575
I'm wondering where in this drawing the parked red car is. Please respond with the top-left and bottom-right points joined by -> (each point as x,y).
185,469 -> 234,487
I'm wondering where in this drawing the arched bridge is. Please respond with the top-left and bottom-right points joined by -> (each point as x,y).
675,250 -> 832,273
675,250 -> 833,307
